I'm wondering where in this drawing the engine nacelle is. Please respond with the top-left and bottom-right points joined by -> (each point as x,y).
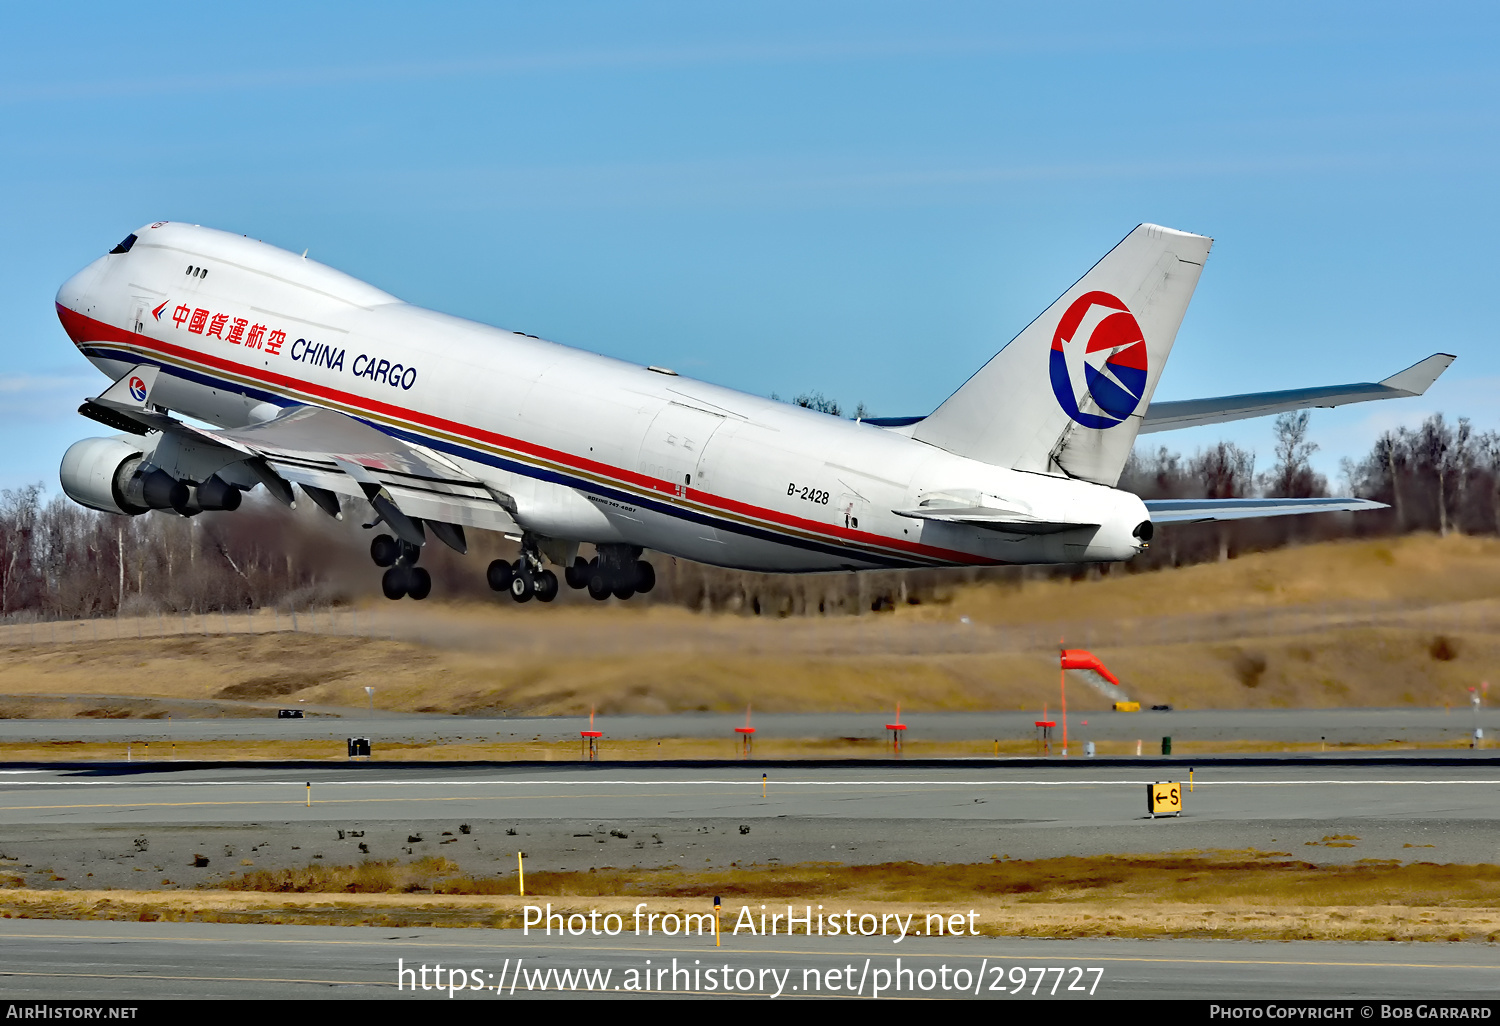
60,437 -> 149,515
61,438 -> 244,516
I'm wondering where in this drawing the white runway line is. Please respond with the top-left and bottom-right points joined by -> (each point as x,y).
0,777 -> 1496,788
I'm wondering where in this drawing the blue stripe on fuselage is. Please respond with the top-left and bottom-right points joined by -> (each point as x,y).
79,344 -> 930,570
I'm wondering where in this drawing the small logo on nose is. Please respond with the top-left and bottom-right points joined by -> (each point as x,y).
152,301 -> 168,321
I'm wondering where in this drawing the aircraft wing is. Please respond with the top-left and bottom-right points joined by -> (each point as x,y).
1137,354 -> 1454,433
1144,497 -> 1386,524
79,366 -> 519,543
197,406 -> 519,539
863,354 -> 1454,435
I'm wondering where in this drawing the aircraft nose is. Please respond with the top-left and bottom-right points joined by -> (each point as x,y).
55,255 -> 107,313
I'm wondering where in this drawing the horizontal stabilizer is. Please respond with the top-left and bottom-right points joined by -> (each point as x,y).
77,365 -> 177,435
892,505 -> 1096,535
1140,354 -> 1454,434
96,364 -> 159,408
1145,496 -> 1386,524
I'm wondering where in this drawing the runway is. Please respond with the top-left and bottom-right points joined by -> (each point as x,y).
1,762 -> 1496,882
1,707 -> 1494,745
1,920 -> 1495,1000
3,762 -> 1499,827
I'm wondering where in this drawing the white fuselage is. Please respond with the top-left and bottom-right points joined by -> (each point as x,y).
56,223 -> 1148,572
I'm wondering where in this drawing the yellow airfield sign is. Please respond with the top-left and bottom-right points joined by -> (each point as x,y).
1147,781 -> 1183,818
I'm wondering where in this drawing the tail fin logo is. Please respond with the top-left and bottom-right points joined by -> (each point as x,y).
1048,290 -> 1148,429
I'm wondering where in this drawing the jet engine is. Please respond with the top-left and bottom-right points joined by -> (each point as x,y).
60,437 -> 243,517
59,437 -> 149,515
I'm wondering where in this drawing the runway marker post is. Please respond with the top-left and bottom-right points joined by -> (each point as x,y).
886,702 -> 907,756
762,772 -> 767,799
714,896 -> 721,947
735,704 -> 755,759
517,852 -> 524,897
305,782 -> 311,807
1034,704 -> 1055,756
580,706 -> 601,761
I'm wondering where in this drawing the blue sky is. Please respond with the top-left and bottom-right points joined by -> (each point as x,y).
2,2 -> 1496,493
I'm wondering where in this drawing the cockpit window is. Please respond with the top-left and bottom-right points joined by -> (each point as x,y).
109,233 -> 137,255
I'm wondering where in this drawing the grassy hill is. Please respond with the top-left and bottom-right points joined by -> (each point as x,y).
0,534 -> 1495,716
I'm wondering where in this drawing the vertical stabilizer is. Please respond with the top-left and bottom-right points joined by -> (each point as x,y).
913,224 -> 1212,485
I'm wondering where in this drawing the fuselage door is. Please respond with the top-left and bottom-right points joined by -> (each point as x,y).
638,403 -> 726,497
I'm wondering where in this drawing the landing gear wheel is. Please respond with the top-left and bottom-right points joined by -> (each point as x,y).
564,557 -> 590,590
612,586 -> 636,601
381,566 -> 409,600
587,575 -> 611,601
399,540 -> 421,566
509,574 -> 534,603
486,559 -> 514,592
407,566 -> 432,600
634,560 -> 655,594
534,569 -> 559,602
370,534 -> 398,568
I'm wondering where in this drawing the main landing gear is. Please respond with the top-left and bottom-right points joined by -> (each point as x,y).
484,541 -> 655,604
486,538 -> 559,604
566,543 -> 655,602
371,533 -> 431,601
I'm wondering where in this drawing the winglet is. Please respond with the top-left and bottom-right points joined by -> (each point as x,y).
1379,354 -> 1454,396
95,364 -> 159,408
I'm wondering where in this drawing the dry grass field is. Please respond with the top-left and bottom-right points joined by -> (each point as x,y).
0,534 -> 1494,717
3,852 -> 1496,941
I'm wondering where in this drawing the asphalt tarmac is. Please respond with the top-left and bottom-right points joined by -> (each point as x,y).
0,762 -> 1495,884
1,919 -> 1496,1000
1,706 -> 1496,745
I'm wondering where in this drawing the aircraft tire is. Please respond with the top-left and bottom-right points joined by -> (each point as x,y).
634,560 -> 655,594
400,540 -> 421,566
486,559 -> 513,592
587,575 -> 611,601
371,534 -> 398,568
408,567 -> 432,600
535,569 -> 559,602
564,557 -> 590,589
509,574 -> 534,603
381,566 -> 408,600
612,586 -> 636,601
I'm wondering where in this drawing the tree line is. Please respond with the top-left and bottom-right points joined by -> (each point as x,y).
1,410 -> 1492,620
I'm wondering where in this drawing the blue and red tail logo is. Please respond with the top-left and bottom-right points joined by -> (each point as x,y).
1048,291 -> 1147,429
128,376 -> 148,402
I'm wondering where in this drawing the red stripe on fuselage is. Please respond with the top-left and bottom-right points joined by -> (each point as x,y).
56,303 -> 997,567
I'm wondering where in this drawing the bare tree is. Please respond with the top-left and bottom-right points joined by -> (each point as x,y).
1413,414 -> 1458,535
793,391 -> 843,417
1265,411 -> 1326,498
1191,442 -> 1255,561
